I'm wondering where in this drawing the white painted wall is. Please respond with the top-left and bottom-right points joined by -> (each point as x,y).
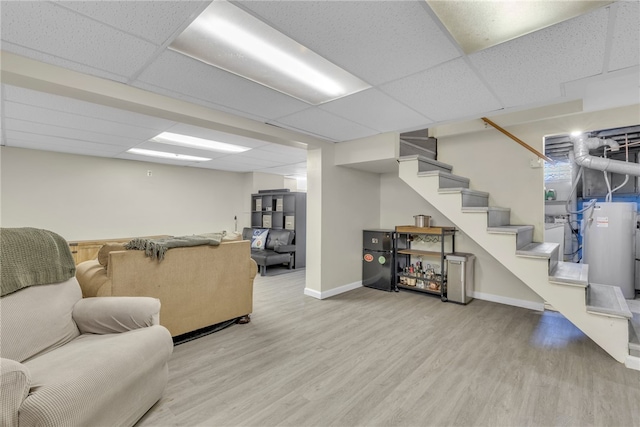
1,147 -> 247,241
306,143 -> 381,296
380,174 -> 542,306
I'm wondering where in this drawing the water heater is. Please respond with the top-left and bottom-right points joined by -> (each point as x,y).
582,202 -> 636,298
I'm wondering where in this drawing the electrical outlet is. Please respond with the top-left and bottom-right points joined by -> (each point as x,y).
529,158 -> 543,168
147,170 -> 152,177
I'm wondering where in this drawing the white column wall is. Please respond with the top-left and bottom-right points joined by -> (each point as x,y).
305,143 -> 381,297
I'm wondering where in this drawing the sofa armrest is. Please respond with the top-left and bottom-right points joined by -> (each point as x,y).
73,297 -> 161,335
274,244 -> 296,253
76,259 -> 112,297
1,358 -> 30,427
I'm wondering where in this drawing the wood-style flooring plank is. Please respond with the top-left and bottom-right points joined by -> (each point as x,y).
136,269 -> 640,427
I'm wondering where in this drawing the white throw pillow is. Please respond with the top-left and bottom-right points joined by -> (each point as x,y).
251,229 -> 269,249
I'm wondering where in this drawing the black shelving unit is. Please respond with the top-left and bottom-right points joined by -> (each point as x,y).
394,225 -> 456,301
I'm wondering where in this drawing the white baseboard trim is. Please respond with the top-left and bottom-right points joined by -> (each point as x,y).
626,355 -> 640,371
304,281 -> 362,300
471,291 -> 545,312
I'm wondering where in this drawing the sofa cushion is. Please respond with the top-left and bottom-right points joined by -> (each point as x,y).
250,229 -> 269,249
265,229 -> 294,250
21,326 -> 172,426
97,242 -> 126,267
0,278 -> 81,363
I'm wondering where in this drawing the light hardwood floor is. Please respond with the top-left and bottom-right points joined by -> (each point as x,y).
137,269 -> 640,427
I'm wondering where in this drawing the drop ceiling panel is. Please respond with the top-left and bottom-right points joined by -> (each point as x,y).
244,147 -> 307,164
608,1 -> 640,72
134,51 -> 310,121
5,130 -> 127,157
4,118 -> 143,148
274,109 -> 378,142
469,7 -> 609,107
233,149 -> 290,163
257,162 -> 307,176
235,0 -> 461,85
57,1 -> 208,45
1,1 -> 158,79
3,85 -> 173,131
3,102 -> 163,141
381,59 -> 502,122
319,88 -> 432,132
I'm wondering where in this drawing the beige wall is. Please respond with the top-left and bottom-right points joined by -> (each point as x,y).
435,103 -> 640,242
306,143 -> 381,295
380,174 -> 542,306
0,147 -> 247,241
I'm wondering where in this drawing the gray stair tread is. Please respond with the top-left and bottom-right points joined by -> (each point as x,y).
516,242 -> 559,258
398,155 -> 452,171
438,187 -> 489,197
417,170 -> 470,183
586,283 -> 633,319
486,225 -> 534,234
461,206 -> 510,213
549,262 -> 589,287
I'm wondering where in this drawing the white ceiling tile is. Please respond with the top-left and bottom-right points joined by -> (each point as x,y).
4,102 -> 163,141
57,1 -> 208,45
469,7 -> 609,107
236,0 -> 461,85
243,147 -> 307,163
234,149 -> 289,163
381,59 -> 502,122
259,162 -> 307,176
134,51 -> 311,121
4,118 -> 143,148
1,1 -> 158,79
274,109 -> 378,142
3,85 -> 174,131
5,130 -> 126,156
319,88 -> 432,132
608,1 -> 640,72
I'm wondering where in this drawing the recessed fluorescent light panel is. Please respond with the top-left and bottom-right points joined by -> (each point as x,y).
127,148 -> 211,162
169,0 -> 370,105
151,132 -> 250,153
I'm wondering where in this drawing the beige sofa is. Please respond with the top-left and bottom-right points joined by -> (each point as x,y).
76,240 -> 258,337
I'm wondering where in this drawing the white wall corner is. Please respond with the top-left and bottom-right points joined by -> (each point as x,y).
304,281 -> 362,300
471,291 -> 545,312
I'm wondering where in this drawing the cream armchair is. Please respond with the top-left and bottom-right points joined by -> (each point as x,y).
0,228 -> 173,427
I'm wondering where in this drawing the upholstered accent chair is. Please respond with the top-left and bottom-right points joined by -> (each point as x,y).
0,228 -> 173,426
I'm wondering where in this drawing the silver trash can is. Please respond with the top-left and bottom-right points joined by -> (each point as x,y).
446,253 -> 475,304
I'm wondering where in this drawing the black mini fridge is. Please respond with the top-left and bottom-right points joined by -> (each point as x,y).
362,229 -> 395,292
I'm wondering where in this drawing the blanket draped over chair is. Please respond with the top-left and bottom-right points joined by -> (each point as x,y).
125,233 -> 223,261
0,227 -> 76,296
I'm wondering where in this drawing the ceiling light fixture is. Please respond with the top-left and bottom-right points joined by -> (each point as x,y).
169,0 -> 370,105
127,148 -> 211,162
151,132 -> 250,153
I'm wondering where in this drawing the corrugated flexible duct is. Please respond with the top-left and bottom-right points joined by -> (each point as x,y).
572,135 -> 640,176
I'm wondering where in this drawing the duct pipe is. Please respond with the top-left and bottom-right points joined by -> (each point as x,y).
572,136 -> 640,176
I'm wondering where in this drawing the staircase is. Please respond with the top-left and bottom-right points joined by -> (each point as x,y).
399,155 -> 635,364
